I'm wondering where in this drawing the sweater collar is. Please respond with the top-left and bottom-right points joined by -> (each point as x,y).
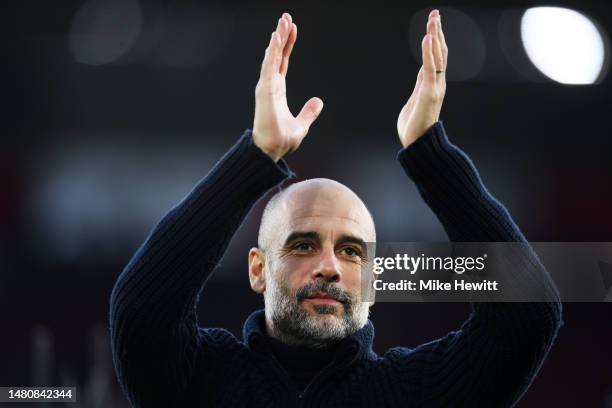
242,309 -> 376,367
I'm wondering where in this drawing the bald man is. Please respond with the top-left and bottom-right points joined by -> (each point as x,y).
110,10 -> 562,408
251,178 -> 375,351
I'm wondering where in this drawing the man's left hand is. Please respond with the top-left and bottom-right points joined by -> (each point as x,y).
397,9 -> 448,149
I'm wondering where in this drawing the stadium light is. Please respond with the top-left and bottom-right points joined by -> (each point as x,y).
520,7 -> 607,84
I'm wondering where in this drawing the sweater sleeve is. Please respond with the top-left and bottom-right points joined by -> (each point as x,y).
393,121 -> 563,407
109,130 -> 294,407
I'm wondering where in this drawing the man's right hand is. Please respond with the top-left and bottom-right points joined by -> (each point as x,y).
253,13 -> 324,162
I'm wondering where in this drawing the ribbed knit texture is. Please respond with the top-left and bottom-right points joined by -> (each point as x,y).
110,123 -> 562,407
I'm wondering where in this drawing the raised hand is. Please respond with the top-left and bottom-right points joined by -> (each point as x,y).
253,13 -> 324,162
397,9 -> 448,149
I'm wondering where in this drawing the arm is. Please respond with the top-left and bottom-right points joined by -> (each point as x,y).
391,10 -> 562,407
397,121 -> 562,407
109,12 -> 323,406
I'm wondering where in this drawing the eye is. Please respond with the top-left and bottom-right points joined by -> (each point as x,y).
293,242 -> 314,252
341,246 -> 362,257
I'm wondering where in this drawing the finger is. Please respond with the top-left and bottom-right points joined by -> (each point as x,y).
438,16 -> 448,69
432,28 -> 444,74
280,23 -> 297,76
260,31 -> 279,80
282,12 -> 292,24
276,17 -> 290,55
259,14 -> 293,80
296,97 -> 324,132
426,14 -> 434,40
272,18 -> 290,73
422,34 -> 436,85
427,16 -> 443,71
262,17 -> 288,76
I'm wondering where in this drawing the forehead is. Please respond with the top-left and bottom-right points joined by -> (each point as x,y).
280,185 -> 373,240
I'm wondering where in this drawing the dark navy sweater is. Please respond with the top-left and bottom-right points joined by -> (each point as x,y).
110,122 -> 562,407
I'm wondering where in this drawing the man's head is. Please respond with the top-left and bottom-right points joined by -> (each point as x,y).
248,178 -> 376,349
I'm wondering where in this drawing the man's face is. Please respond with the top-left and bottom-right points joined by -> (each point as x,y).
256,181 -> 375,348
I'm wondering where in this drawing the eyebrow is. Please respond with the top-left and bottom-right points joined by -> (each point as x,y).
283,231 -> 321,247
283,231 -> 367,252
335,235 -> 367,253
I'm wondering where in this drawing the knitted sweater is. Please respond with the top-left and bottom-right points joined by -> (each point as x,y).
110,122 -> 562,407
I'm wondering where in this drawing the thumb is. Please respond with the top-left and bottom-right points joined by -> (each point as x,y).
296,97 -> 324,131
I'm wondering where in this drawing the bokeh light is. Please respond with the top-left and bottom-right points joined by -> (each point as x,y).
520,7 -> 607,84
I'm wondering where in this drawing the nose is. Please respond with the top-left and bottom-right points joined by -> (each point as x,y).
311,246 -> 342,283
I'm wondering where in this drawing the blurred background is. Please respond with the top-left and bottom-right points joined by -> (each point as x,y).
2,0 -> 612,406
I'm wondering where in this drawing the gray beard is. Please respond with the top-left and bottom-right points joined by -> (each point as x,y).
266,277 -> 369,349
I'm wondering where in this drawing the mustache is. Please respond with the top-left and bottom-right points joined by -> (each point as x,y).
295,280 -> 353,307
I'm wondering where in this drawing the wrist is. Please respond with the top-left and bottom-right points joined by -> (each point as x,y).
252,131 -> 283,163
400,120 -> 439,149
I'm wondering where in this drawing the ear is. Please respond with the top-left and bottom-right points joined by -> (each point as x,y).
248,247 -> 266,294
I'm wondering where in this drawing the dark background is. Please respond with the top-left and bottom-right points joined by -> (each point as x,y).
2,0 -> 611,406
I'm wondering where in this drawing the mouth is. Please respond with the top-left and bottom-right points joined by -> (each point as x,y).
303,292 -> 341,305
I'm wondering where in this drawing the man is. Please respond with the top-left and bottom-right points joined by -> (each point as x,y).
110,10 -> 562,407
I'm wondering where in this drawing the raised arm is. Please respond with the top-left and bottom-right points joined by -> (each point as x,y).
390,10 -> 562,407
109,13 -> 323,406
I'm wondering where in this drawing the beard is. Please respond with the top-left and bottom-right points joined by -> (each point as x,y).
265,274 -> 370,349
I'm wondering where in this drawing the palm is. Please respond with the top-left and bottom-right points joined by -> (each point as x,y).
253,14 -> 323,162
255,78 -> 304,150
397,67 -> 443,148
